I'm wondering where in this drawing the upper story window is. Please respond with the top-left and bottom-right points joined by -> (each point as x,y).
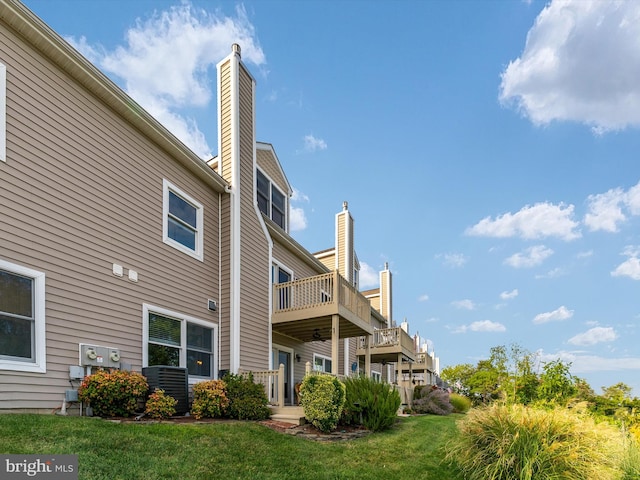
0,259 -> 46,373
163,179 -> 204,261
1,62 -> 6,162
256,169 -> 287,230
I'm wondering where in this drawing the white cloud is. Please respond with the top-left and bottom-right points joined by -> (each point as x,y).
535,267 -> 565,279
500,0 -> 640,133
359,262 -> 378,289
500,289 -> 519,300
418,294 -> 430,302
451,299 -> 476,310
302,134 -> 327,153
436,252 -> 468,268
533,305 -> 574,324
585,180 -> 640,232
504,245 -> 554,268
576,250 -> 593,259
611,245 -> 640,280
539,350 -> 640,374
289,187 -> 309,232
466,202 -> 580,241
454,320 -> 506,334
568,327 -> 617,346
69,2 -> 265,159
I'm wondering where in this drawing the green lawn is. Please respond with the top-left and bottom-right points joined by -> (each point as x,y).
0,414 -> 462,479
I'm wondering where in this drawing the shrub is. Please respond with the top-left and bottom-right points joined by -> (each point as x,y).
223,372 -> 270,420
446,403 -> 628,480
342,375 -> 400,432
191,380 -> 229,419
449,393 -> 472,413
413,384 -> 429,400
78,369 -> 148,417
300,374 -> 346,433
413,387 -> 453,416
144,388 -> 177,419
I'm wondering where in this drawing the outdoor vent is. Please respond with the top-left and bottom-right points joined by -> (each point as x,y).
142,366 -> 189,415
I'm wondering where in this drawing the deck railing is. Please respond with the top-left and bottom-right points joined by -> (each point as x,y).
358,327 -> 415,352
273,271 -> 370,321
239,364 -> 285,407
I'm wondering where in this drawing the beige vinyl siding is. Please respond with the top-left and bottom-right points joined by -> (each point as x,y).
316,252 -> 335,272
217,60 -> 232,371
369,295 -> 382,314
337,214 -> 346,277
0,21 -> 220,410
256,147 -> 288,196
219,60 -> 232,183
237,63 -> 270,371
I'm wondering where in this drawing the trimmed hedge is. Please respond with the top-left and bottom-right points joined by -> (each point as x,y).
300,374 -> 346,433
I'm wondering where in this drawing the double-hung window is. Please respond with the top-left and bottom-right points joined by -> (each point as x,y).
0,259 -> 46,373
313,354 -> 332,373
144,305 -> 216,380
163,179 -> 204,261
256,169 -> 287,230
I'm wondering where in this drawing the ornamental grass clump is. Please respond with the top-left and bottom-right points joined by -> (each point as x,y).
300,374 -> 345,433
341,375 -> 400,432
78,369 -> 148,417
449,393 -> 472,413
144,388 -> 177,419
446,403 -> 627,480
190,379 -> 229,419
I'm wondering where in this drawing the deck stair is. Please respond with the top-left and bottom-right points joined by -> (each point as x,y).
269,406 -> 306,425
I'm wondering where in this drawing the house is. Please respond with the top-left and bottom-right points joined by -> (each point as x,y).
0,0 -> 438,414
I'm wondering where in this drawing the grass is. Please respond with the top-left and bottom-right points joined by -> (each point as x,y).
0,414 -> 462,480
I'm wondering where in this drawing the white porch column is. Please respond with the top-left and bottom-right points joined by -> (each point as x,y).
331,314 -> 339,376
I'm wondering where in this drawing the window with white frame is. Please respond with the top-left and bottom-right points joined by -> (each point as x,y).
0,259 -> 46,373
0,62 -> 6,162
256,169 -> 286,230
313,354 -> 332,373
272,263 -> 292,309
144,305 -> 216,380
371,371 -> 381,381
162,179 -> 204,261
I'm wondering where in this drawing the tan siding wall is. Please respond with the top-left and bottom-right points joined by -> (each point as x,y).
237,64 -> 270,371
369,295 -> 381,314
337,214 -> 346,277
256,148 -> 288,196
316,253 -> 335,272
0,24 -> 220,410
219,61 -> 232,184
272,242 -> 325,280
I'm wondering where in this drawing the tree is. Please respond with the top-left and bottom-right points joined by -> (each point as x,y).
601,382 -> 633,404
538,359 -> 575,405
440,363 -> 475,395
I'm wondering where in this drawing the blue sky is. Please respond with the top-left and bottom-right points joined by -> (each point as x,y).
24,0 -> 640,396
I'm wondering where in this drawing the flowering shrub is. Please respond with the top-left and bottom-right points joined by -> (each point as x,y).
144,388 -> 177,419
300,374 -> 346,433
191,380 -> 229,419
413,387 -> 453,415
78,369 -> 148,417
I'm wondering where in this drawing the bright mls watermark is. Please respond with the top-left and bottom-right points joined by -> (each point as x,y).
1,455 -> 77,479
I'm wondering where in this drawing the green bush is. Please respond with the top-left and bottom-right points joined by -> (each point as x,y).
78,369 -> 148,417
300,374 -> 346,433
191,380 -> 229,419
144,388 -> 177,419
413,387 -> 453,415
446,403 -> 628,480
449,393 -> 472,413
223,372 -> 270,420
342,375 -> 400,432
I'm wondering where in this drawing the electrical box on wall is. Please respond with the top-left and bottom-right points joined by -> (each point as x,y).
79,344 -> 121,368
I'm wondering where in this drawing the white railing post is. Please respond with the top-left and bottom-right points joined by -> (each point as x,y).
278,363 -> 285,407
305,361 -> 312,376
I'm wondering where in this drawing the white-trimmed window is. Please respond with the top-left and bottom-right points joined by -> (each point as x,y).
163,179 -> 204,261
0,259 -> 46,373
257,169 -> 286,230
0,62 -> 5,162
313,353 -> 332,373
272,262 -> 292,309
371,371 -> 381,382
143,305 -> 217,381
